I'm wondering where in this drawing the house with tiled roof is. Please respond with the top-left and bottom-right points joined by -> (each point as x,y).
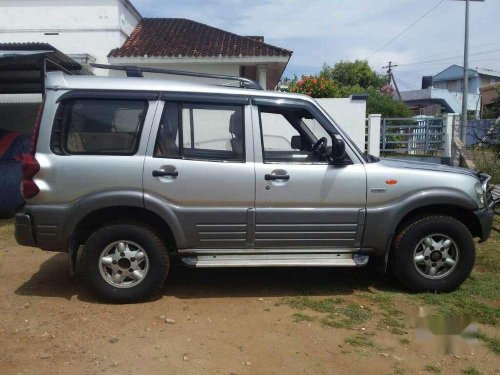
0,0 -> 292,89
108,18 -> 291,89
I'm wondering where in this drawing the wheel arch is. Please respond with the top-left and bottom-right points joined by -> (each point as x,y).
394,204 -> 482,240
72,206 -> 178,253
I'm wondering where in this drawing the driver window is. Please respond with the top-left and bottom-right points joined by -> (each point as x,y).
259,106 -> 332,163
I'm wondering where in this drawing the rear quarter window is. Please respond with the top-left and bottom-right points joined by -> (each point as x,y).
51,99 -> 148,155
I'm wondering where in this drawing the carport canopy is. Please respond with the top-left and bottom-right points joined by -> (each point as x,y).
0,42 -> 93,94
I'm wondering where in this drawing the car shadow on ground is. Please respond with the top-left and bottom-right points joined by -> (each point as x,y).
15,253 -> 405,303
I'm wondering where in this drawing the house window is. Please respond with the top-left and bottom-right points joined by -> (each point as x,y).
154,102 -> 245,162
56,99 -> 147,155
447,80 -> 457,92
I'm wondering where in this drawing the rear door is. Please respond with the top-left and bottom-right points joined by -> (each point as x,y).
143,94 -> 255,249
252,98 -> 367,249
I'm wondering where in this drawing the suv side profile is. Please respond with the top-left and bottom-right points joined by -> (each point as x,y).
15,67 -> 496,302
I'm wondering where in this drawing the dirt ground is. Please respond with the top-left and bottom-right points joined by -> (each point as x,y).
0,219 -> 498,375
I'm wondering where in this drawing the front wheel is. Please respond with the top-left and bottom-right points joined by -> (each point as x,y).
79,223 -> 169,302
392,216 -> 475,292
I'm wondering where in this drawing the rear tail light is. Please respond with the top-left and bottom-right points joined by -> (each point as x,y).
20,149 -> 41,199
20,97 -> 45,199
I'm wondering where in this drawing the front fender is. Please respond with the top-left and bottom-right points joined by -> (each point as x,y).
362,188 -> 478,259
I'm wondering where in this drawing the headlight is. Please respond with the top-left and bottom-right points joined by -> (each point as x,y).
475,181 -> 485,208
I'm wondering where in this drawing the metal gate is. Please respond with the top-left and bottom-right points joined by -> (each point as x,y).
381,117 -> 445,155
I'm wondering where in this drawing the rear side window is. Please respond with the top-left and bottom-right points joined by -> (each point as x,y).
154,102 -> 244,162
52,99 -> 148,155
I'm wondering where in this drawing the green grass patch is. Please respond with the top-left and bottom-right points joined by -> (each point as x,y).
478,331 -> 500,354
410,272 -> 500,325
399,338 -> 411,345
292,312 -> 314,323
285,297 -> 371,329
344,334 -> 377,348
461,366 -> 481,375
423,364 -> 441,373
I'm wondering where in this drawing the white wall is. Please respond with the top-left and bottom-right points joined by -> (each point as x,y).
0,0 -> 140,74
316,98 -> 367,151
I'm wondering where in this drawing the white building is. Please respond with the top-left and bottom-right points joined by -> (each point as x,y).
0,0 -> 292,89
0,0 -> 141,71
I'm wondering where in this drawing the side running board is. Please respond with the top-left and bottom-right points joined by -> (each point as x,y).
181,253 -> 369,268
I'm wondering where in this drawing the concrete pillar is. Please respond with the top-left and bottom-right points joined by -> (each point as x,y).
443,113 -> 456,158
367,114 -> 382,157
257,65 -> 267,90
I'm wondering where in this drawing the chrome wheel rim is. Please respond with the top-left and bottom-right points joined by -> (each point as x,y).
413,233 -> 459,279
99,240 -> 149,288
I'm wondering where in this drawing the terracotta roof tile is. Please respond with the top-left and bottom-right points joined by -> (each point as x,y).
109,18 -> 291,58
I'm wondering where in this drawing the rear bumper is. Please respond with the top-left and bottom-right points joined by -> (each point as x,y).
14,206 -> 69,251
14,213 -> 36,247
474,208 -> 495,242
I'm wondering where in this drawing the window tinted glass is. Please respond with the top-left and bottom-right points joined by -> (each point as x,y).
259,106 -> 332,163
261,112 -> 299,151
155,103 -> 244,161
154,102 -> 180,157
63,99 -> 147,155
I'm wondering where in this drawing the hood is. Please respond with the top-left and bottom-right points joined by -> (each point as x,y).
379,158 -> 478,178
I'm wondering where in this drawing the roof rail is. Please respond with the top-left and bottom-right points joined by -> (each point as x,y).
90,63 -> 263,90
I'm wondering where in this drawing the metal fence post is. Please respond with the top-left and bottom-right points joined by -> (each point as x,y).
444,113 -> 455,158
424,119 -> 429,153
382,118 -> 387,153
367,114 -> 382,157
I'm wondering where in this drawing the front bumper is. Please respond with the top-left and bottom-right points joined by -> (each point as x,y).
14,213 -> 36,247
474,208 -> 495,242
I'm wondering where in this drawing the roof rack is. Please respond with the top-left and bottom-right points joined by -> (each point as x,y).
90,63 -> 263,90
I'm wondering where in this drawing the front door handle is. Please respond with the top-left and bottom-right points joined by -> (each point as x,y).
153,169 -> 178,178
265,173 -> 290,181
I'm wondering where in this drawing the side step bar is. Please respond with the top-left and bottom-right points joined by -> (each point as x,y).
181,253 -> 369,268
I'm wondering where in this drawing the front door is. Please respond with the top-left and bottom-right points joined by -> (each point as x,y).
252,98 -> 367,249
143,97 -> 255,249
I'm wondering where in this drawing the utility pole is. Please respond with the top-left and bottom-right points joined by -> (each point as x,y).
453,0 -> 484,142
383,61 -> 402,100
461,0 -> 470,143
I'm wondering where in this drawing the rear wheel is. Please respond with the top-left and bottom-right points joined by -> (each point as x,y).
79,223 -> 169,302
392,216 -> 475,292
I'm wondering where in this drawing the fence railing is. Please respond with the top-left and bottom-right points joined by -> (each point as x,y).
380,117 -> 445,154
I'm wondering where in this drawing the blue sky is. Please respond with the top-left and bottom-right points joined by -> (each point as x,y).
132,0 -> 500,91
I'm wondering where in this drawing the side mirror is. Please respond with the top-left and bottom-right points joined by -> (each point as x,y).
291,135 -> 303,150
331,138 -> 346,163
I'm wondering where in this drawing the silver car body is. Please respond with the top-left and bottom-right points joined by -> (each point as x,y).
15,72 -> 494,270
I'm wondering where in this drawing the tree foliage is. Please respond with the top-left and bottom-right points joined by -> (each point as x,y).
288,60 -> 412,117
320,60 -> 389,89
289,76 -> 340,98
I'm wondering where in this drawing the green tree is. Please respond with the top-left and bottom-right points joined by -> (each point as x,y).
320,60 -> 389,89
337,85 -> 413,117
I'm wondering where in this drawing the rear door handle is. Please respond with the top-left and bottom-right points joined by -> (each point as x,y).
265,173 -> 290,181
153,169 -> 178,178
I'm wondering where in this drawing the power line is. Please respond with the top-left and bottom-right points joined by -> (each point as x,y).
366,0 -> 445,60
397,39 -> 500,65
398,47 -> 500,67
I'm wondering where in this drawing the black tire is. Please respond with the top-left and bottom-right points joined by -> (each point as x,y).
79,223 -> 169,303
392,215 -> 475,292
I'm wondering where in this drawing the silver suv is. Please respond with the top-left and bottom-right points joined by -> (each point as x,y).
15,66 -> 496,302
